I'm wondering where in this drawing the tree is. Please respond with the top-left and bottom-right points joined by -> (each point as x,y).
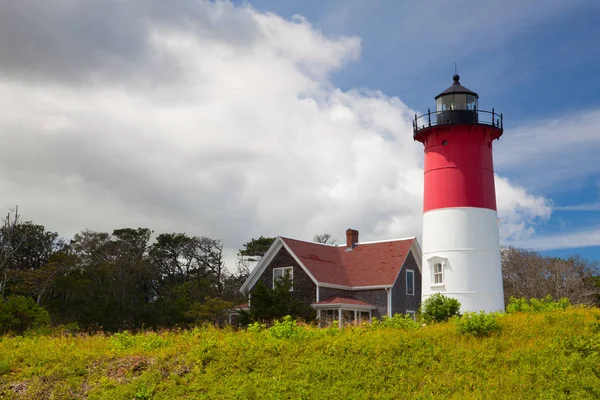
238,236 -> 275,264
313,233 -> 337,245
0,217 -> 66,300
236,236 -> 275,291
239,276 -> 314,325
43,228 -> 158,331
0,295 -> 50,335
148,233 -> 226,327
501,246 -> 600,306
0,206 -> 24,298
185,297 -> 233,326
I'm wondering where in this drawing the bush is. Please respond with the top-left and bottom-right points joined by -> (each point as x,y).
369,313 -> 420,331
420,293 -> 461,323
506,295 -> 570,313
0,295 -> 51,335
456,311 -> 502,336
110,330 -> 137,350
269,315 -> 304,339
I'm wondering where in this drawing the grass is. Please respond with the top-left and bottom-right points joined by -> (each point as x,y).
1,308 -> 599,399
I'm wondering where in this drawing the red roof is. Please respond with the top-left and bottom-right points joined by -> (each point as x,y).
280,237 -> 415,287
312,296 -> 375,307
234,303 -> 249,309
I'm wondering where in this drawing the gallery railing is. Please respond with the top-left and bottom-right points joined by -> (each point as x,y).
413,108 -> 503,136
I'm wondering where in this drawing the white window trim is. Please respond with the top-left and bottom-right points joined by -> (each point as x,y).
273,266 -> 293,291
406,269 -> 415,296
426,256 -> 448,288
406,310 -> 416,321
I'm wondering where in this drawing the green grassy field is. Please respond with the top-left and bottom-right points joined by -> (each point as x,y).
1,308 -> 599,399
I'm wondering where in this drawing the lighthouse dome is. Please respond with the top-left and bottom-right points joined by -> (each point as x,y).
435,74 -> 478,112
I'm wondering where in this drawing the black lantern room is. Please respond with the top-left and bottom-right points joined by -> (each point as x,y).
435,74 -> 478,124
413,74 -> 503,139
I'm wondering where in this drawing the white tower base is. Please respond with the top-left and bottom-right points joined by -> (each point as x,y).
421,207 -> 504,313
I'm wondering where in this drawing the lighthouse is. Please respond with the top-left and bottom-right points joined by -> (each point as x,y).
413,75 -> 505,312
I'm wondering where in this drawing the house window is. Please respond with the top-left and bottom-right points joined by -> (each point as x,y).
406,269 -> 415,295
273,266 -> 293,291
433,262 -> 443,285
406,310 -> 416,321
324,309 -> 338,323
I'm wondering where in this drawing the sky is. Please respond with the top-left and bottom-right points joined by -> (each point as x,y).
0,0 -> 599,269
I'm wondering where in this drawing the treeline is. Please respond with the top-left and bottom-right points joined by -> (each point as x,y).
1,205 -> 599,333
0,211 -> 255,331
501,246 -> 600,306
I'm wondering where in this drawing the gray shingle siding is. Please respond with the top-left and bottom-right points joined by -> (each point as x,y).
352,289 -> 388,318
391,251 -> 422,315
257,247 -> 316,305
318,287 -> 351,300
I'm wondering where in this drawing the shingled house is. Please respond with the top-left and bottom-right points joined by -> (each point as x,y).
238,229 -> 422,326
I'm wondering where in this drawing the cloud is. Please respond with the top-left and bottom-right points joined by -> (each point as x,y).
495,176 -> 552,241
555,203 -> 600,212
510,228 -> 600,251
495,108 -> 600,193
0,1 -> 549,268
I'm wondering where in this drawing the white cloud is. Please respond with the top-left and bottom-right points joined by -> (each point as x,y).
0,1 -> 550,268
510,228 -> 600,251
495,176 -> 552,241
555,203 -> 600,212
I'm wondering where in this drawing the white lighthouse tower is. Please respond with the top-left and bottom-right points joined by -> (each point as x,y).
413,75 -> 505,312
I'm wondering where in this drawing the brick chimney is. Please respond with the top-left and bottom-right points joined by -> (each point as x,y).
346,229 -> 359,250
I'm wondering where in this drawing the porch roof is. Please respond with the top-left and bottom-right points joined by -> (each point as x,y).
311,295 -> 376,310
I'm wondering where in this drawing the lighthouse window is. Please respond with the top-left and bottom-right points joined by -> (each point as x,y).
466,95 -> 477,110
433,263 -> 443,284
406,270 -> 415,295
453,94 -> 467,110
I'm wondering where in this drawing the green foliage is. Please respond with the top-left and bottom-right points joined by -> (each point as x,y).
269,316 -> 305,339
1,308 -> 600,399
369,313 -> 420,331
246,321 -> 266,333
240,277 -> 315,325
185,297 -> 233,325
456,311 -> 502,336
237,236 -> 276,262
0,295 -> 50,335
134,383 -> 153,400
0,360 -> 10,375
420,293 -> 461,323
110,330 -> 137,350
506,295 -> 571,313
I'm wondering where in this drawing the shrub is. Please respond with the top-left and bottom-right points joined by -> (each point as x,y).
456,311 -> 502,336
269,315 -> 304,339
0,295 -> 51,335
369,313 -> 420,331
110,330 -> 137,350
247,321 -> 266,333
0,360 -> 10,376
420,293 -> 461,323
506,295 -> 570,313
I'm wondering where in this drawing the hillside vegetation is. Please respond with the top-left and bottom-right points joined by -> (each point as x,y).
1,308 -> 599,399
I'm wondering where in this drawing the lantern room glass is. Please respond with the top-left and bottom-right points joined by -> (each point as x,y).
436,94 -> 478,112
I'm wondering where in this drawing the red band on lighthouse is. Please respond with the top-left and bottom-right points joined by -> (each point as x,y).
421,124 -> 500,212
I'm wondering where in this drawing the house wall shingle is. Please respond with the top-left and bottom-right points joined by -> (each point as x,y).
391,251 -> 422,315
318,287 -> 351,300
257,247 -> 316,305
352,289 -> 388,318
